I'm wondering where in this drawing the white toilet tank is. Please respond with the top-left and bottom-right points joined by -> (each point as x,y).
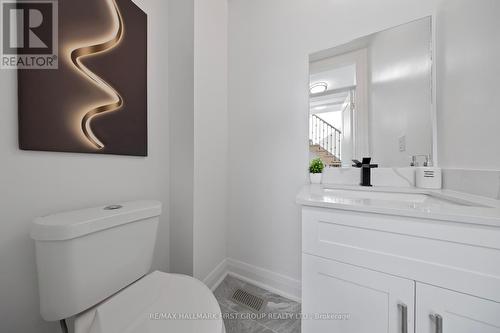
30,200 -> 162,321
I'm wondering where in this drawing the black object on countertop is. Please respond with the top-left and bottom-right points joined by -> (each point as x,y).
352,157 -> 378,187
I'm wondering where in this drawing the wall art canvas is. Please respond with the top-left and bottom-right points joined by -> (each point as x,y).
17,0 -> 148,156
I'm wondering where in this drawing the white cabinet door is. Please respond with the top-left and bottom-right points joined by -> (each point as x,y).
416,283 -> 500,333
302,254 -> 415,333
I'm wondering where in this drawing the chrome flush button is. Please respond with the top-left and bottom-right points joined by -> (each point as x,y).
104,205 -> 123,210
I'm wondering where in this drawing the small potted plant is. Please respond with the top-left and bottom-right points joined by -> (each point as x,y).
309,158 -> 324,184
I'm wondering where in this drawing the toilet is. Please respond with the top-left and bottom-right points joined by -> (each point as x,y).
30,200 -> 224,333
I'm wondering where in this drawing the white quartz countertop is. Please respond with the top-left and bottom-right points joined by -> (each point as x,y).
297,184 -> 500,227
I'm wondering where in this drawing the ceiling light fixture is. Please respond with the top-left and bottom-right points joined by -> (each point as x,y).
310,82 -> 328,95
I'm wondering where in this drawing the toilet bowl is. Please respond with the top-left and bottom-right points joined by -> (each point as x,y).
31,201 -> 224,333
74,271 -> 224,333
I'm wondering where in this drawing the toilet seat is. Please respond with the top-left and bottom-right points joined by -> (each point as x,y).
74,271 -> 225,333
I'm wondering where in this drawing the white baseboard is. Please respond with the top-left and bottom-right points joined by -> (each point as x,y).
202,257 -> 301,303
203,258 -> 229,291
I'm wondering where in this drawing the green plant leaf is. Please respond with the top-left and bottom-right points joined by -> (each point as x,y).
309,158 -> 324,174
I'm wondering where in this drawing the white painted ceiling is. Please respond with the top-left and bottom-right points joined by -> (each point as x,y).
309,64 -> 356,114
310,64 -> 356,92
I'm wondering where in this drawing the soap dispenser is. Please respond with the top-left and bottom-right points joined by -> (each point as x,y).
412,155 -> 442,189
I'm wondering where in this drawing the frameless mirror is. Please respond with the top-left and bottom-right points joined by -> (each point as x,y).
309,16 -> 435,168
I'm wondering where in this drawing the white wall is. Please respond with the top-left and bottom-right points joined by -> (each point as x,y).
168,0 -> 228,280
436,0 -> 500,170
193,0 -> 228,281
228,0 -> 500,285
0,1 -> 170,332
168,0 -> 195,276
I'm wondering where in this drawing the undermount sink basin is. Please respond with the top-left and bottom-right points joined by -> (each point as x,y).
322,188 -> 488,208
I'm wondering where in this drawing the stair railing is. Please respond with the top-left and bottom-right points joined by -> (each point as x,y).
310,114 -> 342,160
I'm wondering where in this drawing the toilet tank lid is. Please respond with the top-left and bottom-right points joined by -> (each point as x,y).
31,200 -> 162,241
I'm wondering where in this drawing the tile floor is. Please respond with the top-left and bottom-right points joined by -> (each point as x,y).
214,275 -> 301,333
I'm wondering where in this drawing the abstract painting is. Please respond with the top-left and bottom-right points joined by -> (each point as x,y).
18,0 -> 148,156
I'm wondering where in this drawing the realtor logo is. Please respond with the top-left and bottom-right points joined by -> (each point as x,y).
1,0 -> 58,69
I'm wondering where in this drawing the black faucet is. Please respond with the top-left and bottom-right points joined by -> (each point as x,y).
352,157 -> 378,187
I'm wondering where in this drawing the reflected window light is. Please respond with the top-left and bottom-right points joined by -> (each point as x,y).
372,59 -> 430,84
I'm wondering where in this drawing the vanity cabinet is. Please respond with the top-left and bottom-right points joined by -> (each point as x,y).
303,254 -> 415,333
301,206 -> 500,333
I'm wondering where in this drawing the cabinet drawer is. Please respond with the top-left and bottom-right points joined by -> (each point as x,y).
302,207 -> 500,302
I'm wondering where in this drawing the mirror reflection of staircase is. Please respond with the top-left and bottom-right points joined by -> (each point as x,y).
309,114 -> 342,167
309,142 -> 341,167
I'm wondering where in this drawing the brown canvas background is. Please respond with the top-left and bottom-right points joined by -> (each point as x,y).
18,0 -> 148,156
